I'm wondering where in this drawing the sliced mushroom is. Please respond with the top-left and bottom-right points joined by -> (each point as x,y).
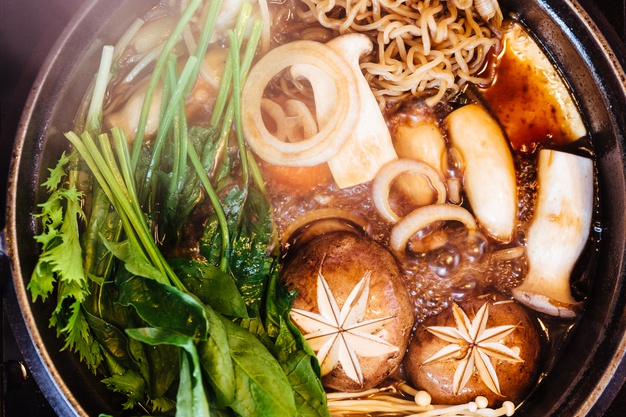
512,149 -> 594,317
291,34 -> 398,188
445,104 -> 517,242
392,122 -> 447,206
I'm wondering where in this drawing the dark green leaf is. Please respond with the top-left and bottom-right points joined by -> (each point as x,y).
229,187 -> 274,314
83,308 -> 133,369
277,321 -> 329,417
264,265 -> 297,339
118,275 -> 208,341
265,270 -> 328,417
220,316 -> 296,417
198,305 -> 235,407
125,328 -> 188,401
170,257 -> 248,318
237,316 -> 275,354
176,347 -> 211,417
200,186 -> 246,267
126,327 -> 192,348
101,237 -> 163,282
146,343 -> 179,400
126,328 -> 210,417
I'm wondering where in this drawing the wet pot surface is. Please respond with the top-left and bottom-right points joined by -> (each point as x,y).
3,0 -> 626,416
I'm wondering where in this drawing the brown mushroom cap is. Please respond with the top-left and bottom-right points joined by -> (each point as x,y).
281,231 -> 414,391
403,294 -> 542,406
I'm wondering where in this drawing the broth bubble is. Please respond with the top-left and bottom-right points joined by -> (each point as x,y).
450,275 -> 477,300
427,244 -> 461,277
462,230 -> 489,262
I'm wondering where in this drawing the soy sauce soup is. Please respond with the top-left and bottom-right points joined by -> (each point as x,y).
29,0 -> 598,415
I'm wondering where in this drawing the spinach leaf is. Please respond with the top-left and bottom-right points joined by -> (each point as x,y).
145,343 -> 179,401
164,125 -> 221,237
177,349 -> 203,417
266,270 -> 329,417
117,275 -> 207,341
170,258 -> 248,318
229,186 -> 273,278
200,186 -> 246,267
219,315 -> 297,417
198,305 -> 236,408
125,328 -> 210,417
230,187 -> 274,314
101,237 -> 164,282
83,309 -> 133,369
276,321 -> 329,417
200,185 -> 274,314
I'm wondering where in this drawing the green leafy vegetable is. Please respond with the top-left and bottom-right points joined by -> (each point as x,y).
117,275 -> 208,341
199,305 -> 236,407
220,316 -> 297,417
30,0 -> 330,415
170,258 -> 248,318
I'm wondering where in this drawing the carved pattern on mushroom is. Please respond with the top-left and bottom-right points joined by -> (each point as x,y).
422,302 -> 523,395
290,267 -> 398,384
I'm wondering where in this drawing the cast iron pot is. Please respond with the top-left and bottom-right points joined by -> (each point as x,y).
1,0 -> 626,415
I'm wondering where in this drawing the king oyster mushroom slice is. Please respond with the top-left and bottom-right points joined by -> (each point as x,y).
290,34 -> 397,189
513,149 -> 593,317
445,104 -> 517,242
392,122 -> 447,206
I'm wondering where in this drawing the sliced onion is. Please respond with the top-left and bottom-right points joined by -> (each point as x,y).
390,204 -> 477,253
260,98 -> 287,141
490,246 -> 526,261
372,159 -> 447,223
447,177 -> 462,204
242,40 -> 360,166
281,208 -> 369,248
284,99 -> 318,142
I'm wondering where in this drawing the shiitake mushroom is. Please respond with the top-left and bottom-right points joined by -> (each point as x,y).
403,294 -> 542,406
281,231 -> 414,391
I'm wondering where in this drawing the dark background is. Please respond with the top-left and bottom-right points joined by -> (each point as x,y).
1,0 -> 626,416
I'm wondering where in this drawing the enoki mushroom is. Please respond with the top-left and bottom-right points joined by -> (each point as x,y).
327,381 -> 515,416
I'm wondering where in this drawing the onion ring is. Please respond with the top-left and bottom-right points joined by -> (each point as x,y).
372,158 -> 448,223
242,40 -> 360,166
390,204 -> 477,253
281,207 -> 370,247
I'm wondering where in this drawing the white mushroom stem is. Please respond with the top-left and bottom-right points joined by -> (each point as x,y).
293,33 -> 397,188
445,104 -> 517,242
393,123 -> 447,206
512,149 -> 594,318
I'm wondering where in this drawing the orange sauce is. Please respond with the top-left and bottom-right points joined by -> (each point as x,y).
481,41 -> 573,152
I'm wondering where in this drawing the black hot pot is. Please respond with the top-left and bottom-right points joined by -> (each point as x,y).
1,0 -> 626,416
